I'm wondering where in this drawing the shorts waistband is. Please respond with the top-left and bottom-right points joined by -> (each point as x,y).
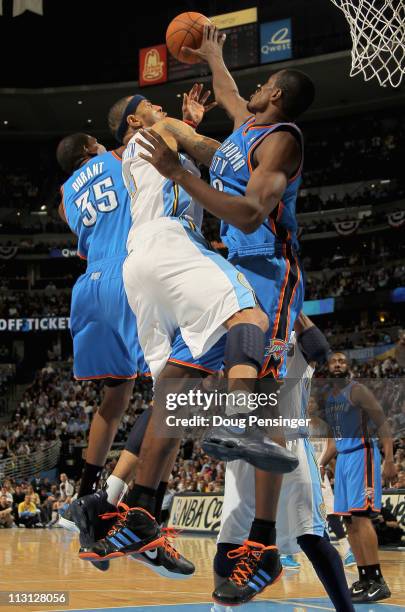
128,217 -> 201,246
228,242 -> 299,260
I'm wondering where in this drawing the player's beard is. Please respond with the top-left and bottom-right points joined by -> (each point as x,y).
329,370 -> 347,379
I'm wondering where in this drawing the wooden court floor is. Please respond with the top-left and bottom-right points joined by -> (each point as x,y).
0,529 -> 404,612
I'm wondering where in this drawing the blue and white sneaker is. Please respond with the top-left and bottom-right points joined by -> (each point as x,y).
344,550 -> 356,567
281,554 -> 301,568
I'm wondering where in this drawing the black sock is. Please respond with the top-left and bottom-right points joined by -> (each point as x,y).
298,534 -> 355,612
125,484 -> 156,515
214,543 -> 240,578
78,462 -> 103,498
248,518 -> 276,546
358,565 -> 369,583
365,564 -> 383,582
154,481 -> 168,524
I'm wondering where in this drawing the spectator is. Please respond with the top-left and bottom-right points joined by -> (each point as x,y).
59,473 -> 74,501
0,494 -> 14,528
18,494 -> 40,528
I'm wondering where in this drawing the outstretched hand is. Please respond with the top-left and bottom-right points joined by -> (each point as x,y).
182,24 -> 226,64
182,83 -> 217,127
136,129 -> 183,181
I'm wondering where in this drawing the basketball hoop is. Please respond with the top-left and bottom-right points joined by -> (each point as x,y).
330,0 -> 405,87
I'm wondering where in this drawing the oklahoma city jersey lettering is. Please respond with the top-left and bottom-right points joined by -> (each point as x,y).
209,117 -> 303,260
62,151 -> 131,264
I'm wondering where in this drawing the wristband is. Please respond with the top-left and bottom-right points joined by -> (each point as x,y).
183,119 -> 197,129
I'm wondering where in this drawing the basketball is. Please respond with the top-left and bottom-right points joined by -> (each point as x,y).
166,12 -> 212,64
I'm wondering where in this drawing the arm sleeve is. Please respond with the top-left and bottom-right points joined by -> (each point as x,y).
298,326 -> 330,366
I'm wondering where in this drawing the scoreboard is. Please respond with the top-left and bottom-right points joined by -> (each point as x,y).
168,23 -> 258,82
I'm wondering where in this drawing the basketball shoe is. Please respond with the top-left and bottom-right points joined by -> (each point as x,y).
71,490 -> 118,571
130,527 -> 195,579
78,502 -> 160,561
58,505 -> 79,533
80,504 -> 195,578
212,540 -> 283,605
202,422 -> 298,473
350,578 -> 391,603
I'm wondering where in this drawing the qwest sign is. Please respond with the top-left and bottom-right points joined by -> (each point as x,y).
260,19 -> 292,63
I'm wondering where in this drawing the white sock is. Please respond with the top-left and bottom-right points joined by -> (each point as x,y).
225,390 -> 254,416
339,537 -> 351,557
105,475 -> 128,506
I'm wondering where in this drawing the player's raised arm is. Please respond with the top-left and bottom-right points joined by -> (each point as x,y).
182,25 -> 250,129
350,384 -> 397,483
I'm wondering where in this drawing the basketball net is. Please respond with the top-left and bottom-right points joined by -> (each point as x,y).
330,0 -> 405,87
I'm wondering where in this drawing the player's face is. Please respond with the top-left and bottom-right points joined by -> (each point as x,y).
247,73 -> 279,113
135,99 -> 167,127
86,136 -> 106,156
328,353 -> 349,377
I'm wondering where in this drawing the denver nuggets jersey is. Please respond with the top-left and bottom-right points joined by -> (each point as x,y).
209,117 -> 303,260
122,134 -> 203,252
322,381 -> 374,453
62,150 -> 130,264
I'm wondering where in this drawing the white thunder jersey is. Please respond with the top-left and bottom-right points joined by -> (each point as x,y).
122,134 -> 203,251
218,333 -> 326,553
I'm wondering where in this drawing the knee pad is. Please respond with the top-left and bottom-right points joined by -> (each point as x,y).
124,407 -> 153,456
343,516 -> 352,527
224,323 -> 265,371
213,542 -> 239,579
298,325 -> 330,365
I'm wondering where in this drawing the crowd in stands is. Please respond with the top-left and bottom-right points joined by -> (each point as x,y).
0,365 -> 152,461
0,289 -> 71,319
303,112 -> 404,186
0,472 -> 79,528
305,262 -> 405,299
298,180 -> 404,214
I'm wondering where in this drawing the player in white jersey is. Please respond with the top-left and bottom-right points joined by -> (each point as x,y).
78,94 -> 297,572
122,125 -> 261,383
213,313 -> 355,611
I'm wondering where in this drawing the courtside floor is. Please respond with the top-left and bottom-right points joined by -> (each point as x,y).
1,530 -> 404,611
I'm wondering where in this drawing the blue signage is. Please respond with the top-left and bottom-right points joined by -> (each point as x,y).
303,298 -> 335,316
260,19 -> 292,63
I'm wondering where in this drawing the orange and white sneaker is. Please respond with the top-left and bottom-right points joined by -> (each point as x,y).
212,540 -> 283,606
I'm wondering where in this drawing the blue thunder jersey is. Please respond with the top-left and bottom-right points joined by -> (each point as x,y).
322,381 -> 375,453
61,150 -> 131,264
209,117 -> 303,261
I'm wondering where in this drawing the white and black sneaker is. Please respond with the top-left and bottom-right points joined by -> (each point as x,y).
130,527 -> 195,579
352,578 -> 391,603
350,579 -> 369,599
58,506 -> 79,533
202,422 -> 299,474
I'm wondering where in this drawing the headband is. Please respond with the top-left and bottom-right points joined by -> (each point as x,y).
115,94 -> 146,143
